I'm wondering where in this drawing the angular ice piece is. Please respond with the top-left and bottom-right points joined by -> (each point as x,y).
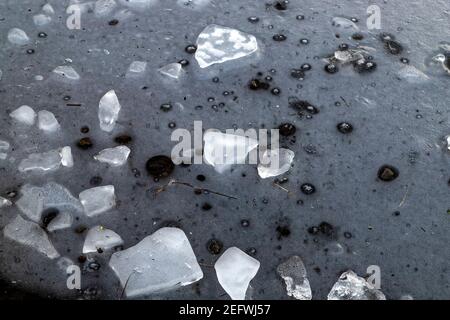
327,270 -> 386,300
277,256 -> 312,300
79,185 -> 116,217
94,146 -> 130,166
16,182 -> 83,223
98,90 -> 121,132
109,227 -> 203,297
214,247 -> 260,300
10,105 -> 36,126
33,14 -> 52,26
334,49 -> 364,64
38,110 -> 60,133
397,66 -> 429,83
158,63 -> 183,79
18,146 -> 73,172
127,61 -> 147,75
60,146 -> 74,168
0,196 -> 12,208
42,3 -> 55,15
257,148 -> 295,179
7,28 -> 30,45
195,25 -> 258,68
203,131 -> 258,173
83,226 -> 124,254
53,66 -> 80,80
46,211 -> 73,232
331,17 -> 359,32
3,215 -> 60,259
94,0 -> 117,17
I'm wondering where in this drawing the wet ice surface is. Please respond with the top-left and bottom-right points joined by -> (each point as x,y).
38,110 -> 60,133
94,146 -> 130,166
327,270 -> 386,300
79,186 -> 116,217
257,148 -> 295,179
98,90 -> 121,132
215,247 -> 260,300
10,105 -> 36,126
277,256 -> 312,300
83,226 -> 124,254
109,227 -> 203,298
0,0 -> 449,300
18,147 -> 73,172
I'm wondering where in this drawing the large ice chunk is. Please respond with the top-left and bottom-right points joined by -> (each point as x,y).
83,226 -> 124,254
257,148 -> 295,179
327,270 -> 386,300
7,28 -> 30,45
38,110 -> 60,133
79,185 -> 116,217
53,66 -> 80,80
10,105 -> 36,125
214,247 -> 260,300
3,215 -> 60,259
16,182 -> 83,223
195,25 -> 258,68
158,63 -> 183,79
18,146 -> 73,173
98,90 -> 121,132
203,131 -> 258,173
109,227 -> 203,297
277,256 -> 312,300
94,146 -> 130,166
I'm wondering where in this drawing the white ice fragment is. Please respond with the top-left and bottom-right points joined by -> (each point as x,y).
214,247 -> 260,300
60,146 -> 74,168
98,90 -> 121,132
35,75 -> 44,81
195,25 -> 258,68
79,185 -> 116,217
46,212 -> 73,232
257,148 -> 295,179
10,105 -> 36,126
3,215 -> 60,259
158,63 -> 183,79
331,17 -> 359,31
94,146 -> 130,166
7,28 -> 30,45
0,140 -> 9,160
397,65 -> 429,83
42,3 -> 55,15
33,14 -> 52,26
18,146 -> 73,173
127,61 -> 147,75
16,182 -> 83,223
94,0 -> 117,17
327,270 -> 386,300
0,196 -> 12,208
53,66 -> 80,80
109,227 -> 203,297
203,131 -> 258,173
277,256 -> 312,300
38,110 -> 60,133
83,226 -> 124,254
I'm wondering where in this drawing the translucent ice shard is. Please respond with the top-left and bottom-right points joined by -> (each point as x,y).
277,256 -> 312,300
0,140 -> 10,161
331,17 -> 359,32
0,196 -> 12,208
83,226 -> 124,254
94,0 -> 117,17
46,211 -> 73,232
109,227 -> 203,297
16,182 -> 83,223
38,110 -> 60,133
42,3 -> 55,15
214,247 -> 260,300
257,148 -> 295,179
53,66 -> 80,80
3,215 -> 60,259
158,63 -> 183,79
33,14 -> 52,26
127,61 -> 147,75
195,24 -> 258,68
327,270 -> 386,300
397,65 -> 429,83
98,90 -> 121,132
18,146 -> 73,173
10,105 -> 36,126
7,28 -> 30,45
203,131 -> 258,173
79,185 -> 116,217
94,146 -> 130,166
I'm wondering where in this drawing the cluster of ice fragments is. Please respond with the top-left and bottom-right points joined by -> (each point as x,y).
33,3 -> 54,26
18,146 -> 73,173
0,140 -> 10,160
10,105 -> 60,133
203,131 -> 295,177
